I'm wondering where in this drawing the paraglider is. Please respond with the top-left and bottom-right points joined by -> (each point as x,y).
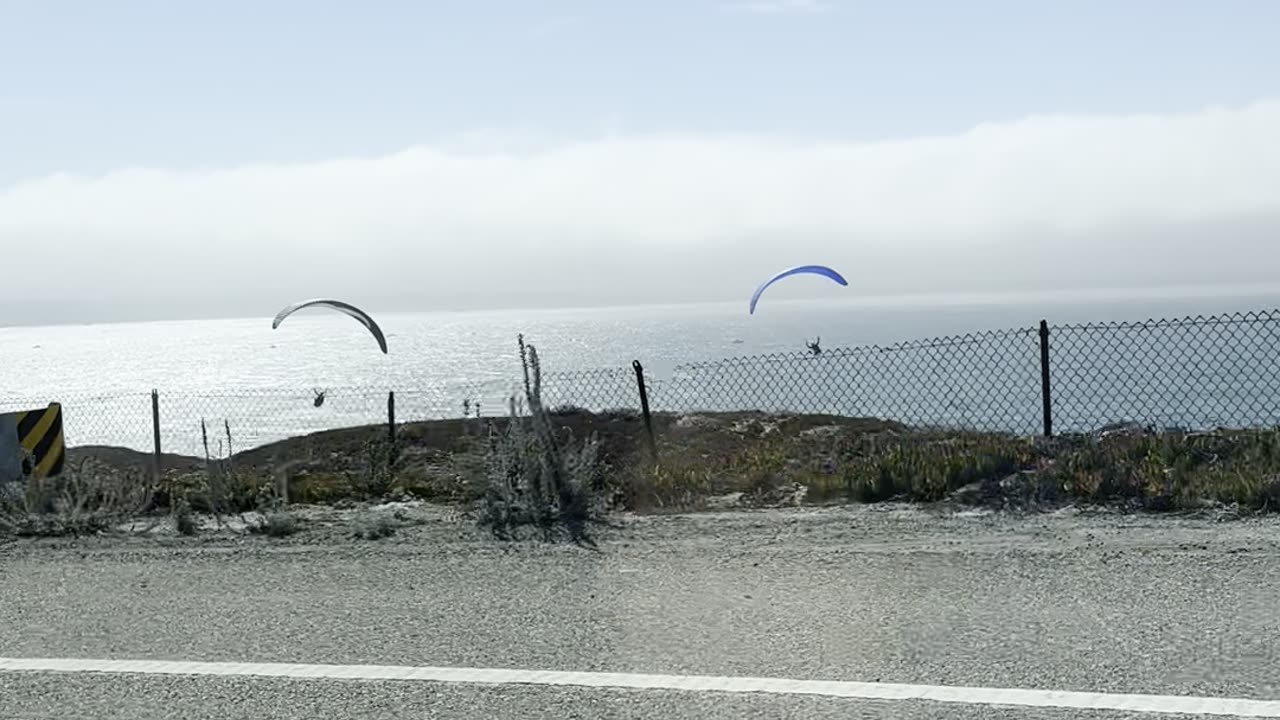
312,388 -> 327,408
271,298 -> 389,354
806,337 -> 822,356
748,265 -> 848,315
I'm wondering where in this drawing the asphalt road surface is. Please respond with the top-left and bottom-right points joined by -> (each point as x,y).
1,504 -> 1278,718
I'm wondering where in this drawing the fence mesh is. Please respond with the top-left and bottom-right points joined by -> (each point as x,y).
1049,310 -> 1280,433
0,392 -> 155,454
4,308 -> 1280,456
540,366 -> 645,413
648,329 -> 1043,433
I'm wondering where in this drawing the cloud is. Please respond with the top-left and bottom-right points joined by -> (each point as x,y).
1,101 -> 1279,323
727,0 -> 829,14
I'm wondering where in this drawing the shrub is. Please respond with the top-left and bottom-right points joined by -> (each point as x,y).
0,459 -> 154,538
351,510 -> 398,540
350,437 -> 397,500
476,335 -> 601,543
173,499 -> 198,536
247,511 -> 298,538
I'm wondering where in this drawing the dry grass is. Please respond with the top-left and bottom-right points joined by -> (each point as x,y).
22,407 -> 1280,537
615,416 -> 1280,513
0,458 -> 156,537
1044,428 -> 1280,510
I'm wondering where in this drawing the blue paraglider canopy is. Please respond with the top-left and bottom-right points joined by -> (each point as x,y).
748,265 -> 848,315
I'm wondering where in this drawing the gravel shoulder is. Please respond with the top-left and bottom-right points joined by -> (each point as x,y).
2,505 -> 1279,717
0,673 -> 1246,720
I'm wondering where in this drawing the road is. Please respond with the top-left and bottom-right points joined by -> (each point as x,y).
1,504 -> 1278,718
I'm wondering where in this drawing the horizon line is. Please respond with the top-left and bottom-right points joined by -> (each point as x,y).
5,282 -> 1280,331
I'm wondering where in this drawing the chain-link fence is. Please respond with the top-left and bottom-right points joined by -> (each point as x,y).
0,381 -> 514,457
4,308 -> 1280,456
648,329 -> 1043,433
0,392 -> 156,454
550,308 -> 1280,435
1049,310 -> 1280,433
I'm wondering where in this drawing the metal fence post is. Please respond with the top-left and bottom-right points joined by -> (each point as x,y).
150,389 -> 162,481
387,391 -> 398,470
632,360 -> 658,462
1038,320 -> 1053,437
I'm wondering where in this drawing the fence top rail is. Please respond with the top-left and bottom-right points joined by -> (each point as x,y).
1049,308 -> 1280,333
6,307 -> 1279,405
1,385 -> 504,405
0,391 -> 153,405
167,385 -> 493,398
669,327 -> 1037,373
547,308 -> 1280,379
542,367 -> 636,380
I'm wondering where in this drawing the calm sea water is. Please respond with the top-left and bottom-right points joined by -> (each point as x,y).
4,291 -> 1280,455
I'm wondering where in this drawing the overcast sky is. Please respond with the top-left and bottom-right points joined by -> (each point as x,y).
2,0 -> 1279,326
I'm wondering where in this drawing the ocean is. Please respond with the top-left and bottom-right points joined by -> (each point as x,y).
4,289 -> 1280,456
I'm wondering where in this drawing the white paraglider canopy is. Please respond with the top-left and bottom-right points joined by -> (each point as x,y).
271,298 -> 389,354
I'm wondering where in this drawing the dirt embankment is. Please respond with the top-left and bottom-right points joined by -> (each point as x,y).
64,409 -> 1280,515
67,411 -> 903,508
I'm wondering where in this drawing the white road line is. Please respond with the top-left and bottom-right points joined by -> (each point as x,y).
2,657 -> 1279,717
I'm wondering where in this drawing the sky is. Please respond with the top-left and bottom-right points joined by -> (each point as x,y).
1,0 -> 1279,325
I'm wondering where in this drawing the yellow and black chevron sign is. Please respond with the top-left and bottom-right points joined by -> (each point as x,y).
15,403 -> 66,479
